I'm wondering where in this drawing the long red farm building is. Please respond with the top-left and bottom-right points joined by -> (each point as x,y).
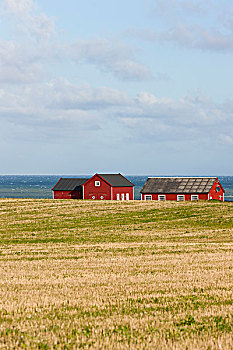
140,177 -> 225,202
52,173 -> 135,200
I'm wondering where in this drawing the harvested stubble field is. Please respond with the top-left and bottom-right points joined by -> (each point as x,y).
0,199 -> 232,350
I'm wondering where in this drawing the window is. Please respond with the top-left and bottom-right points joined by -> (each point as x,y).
121,193 -> 124,200
177,195 -> 185,201
126,193 -> 129,200
95,181 -> 100,187
158,195 -> 166,201
145,195 -> 152,200
116,194 -> 120,200
216,186 -> 220,193
191,195 -> 199,201
92,195 -> 95,199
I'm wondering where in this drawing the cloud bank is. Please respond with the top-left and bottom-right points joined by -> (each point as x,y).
0,0 -> 232,174
132,0 -> 233,52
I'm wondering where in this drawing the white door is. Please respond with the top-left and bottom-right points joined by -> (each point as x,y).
126,193 -> 129,200
117,194 -> 120,200
121,193 -> 124,200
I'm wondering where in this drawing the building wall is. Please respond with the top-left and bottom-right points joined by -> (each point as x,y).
112,186 -> 134,200
83,174 -> 111,200
141,178 -> 225,202
83,174 -> 134,200
53,190 -> 82,199
141,193 -> 208,201
209,178 -> 225,201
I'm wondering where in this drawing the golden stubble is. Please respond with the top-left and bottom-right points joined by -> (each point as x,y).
0,199 -> 232,349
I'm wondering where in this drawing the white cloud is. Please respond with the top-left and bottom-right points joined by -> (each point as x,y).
0,0 -> 232,154
218,134 -> 233,145
109,60 -> 151,81
70,38 -> 152,81
44,79 -> 133,110
137,92 -> 159,105
0,39 -> 45,84
152,0 -> 209,16
130,0 -> 233,52
130,24 -> 233,52
0,0 -> 56,85
1,78 -> 231,147
0,4 -> 152,84
164,25 -> 233,52
1,1 -> 152,83
0,80 -> 133,125
1,0 -> 55,41
115,91 -> 233,145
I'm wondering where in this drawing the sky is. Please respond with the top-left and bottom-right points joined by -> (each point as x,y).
0,0 -> 233,175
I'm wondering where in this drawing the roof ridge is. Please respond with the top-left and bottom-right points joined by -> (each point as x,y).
96,173 -> 134,187
148,176 -> 216,179
98,173 -> 120,175
60,177 -> 88,179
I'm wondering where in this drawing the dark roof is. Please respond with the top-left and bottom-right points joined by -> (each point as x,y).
52,178 -> 88,191
140,177 -> 216,194
98,174 -> 134,187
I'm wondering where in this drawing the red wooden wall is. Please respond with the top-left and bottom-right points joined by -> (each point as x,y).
112,186 -> 134,200
209,178 -> 225,201
141,193 -> 208,201
141,178 -> 225,202
83,174 -> 111,200
53,190 -> 82,199
82,174 -> 134,200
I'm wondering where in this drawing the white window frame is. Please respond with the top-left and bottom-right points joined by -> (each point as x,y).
191,195 -> 199,201
126,193 -> 129,200
144,195 -> 152,201
158,195 -> 166,201
95,181 -> 100,187
116,194 -> 120,200
121,193 -> 124,201
177,195 -> 185,201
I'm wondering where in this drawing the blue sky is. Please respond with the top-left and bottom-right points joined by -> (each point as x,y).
0,0 -> 233,175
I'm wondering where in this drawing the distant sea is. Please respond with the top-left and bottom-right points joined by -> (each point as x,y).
0,175 -> 233,201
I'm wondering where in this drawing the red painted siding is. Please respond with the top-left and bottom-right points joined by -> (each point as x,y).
183,194 -> 208,201
141,193 -> 208,201
53,190 -> 82,199
141,178 -> 225,202
209,178 -> 225,201
112,186 -> 134,200
83,174 -> 111,200
82,174 -> 134,200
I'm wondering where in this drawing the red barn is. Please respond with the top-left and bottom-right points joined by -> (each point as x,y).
82,173 -> 135,200
52,173 -> 135,200
52,178 -> 88,199
140,177 -> 225,202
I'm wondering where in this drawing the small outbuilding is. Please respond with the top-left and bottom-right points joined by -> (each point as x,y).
52,178 -> 88,199
140,177 -> 225,202
82,173 -> 134,200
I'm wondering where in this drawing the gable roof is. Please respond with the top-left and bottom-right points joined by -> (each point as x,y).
99,174 -> 134,187
84,173 -> 134,187
52,178 -> 88,191
140,177 -> 217,194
